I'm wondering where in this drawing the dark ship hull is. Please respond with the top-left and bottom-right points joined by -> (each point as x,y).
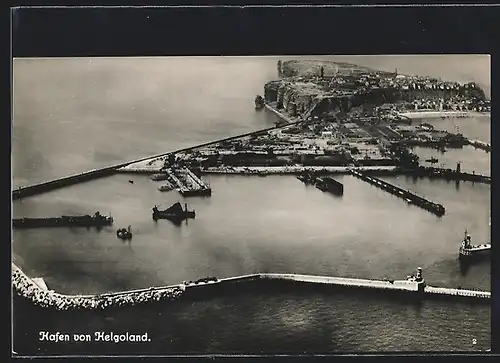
315,177 -> 344,196
152,203 -> 196,222
13,214 -> 113,229
180,188 -> 212,197
117,228 -> 133,240
459,247 -> 490,261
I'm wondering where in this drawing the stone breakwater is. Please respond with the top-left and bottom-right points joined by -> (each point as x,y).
14,262 -> 490,313
12,264 -> 184,311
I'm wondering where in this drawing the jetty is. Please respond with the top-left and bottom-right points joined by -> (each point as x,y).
407,165 -> 491,184
349,169 -> 445,216
12,212 -> 113,229
468,139 -> 491,152
13,264 -> 489,313
165,168 -> 212,197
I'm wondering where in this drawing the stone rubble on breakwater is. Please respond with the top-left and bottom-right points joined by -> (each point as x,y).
12,263 -> 184,311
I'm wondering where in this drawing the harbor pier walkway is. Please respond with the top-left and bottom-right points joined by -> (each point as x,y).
468,139 -> 491,152
349,169 -> 446,216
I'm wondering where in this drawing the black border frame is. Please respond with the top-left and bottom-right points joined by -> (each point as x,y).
7,2 -> 499,361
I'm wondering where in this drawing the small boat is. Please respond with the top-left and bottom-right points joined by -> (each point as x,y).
128,180 -> 134,184
117,225 -> 132,240
151,173 -> 169,181
425,157 -> 438,163
158,182 -> 174,192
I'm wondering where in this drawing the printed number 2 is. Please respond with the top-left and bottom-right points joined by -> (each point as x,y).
472,339 -> 477,345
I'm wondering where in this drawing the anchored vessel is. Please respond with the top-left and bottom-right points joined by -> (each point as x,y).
459,230 -> 491,260
152,202 -> 196,222
13,211 -> 113,229
117,225 -> 133,240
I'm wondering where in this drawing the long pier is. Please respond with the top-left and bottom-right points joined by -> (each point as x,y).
13,263 -> 490,313
468,139 -> 491,152
165,168 -> 212,197
407,166 -> 491,184
13,121 -> 305,201
350,169 -> 446,216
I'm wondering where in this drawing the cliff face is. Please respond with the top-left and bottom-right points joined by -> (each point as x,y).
265,60 -> 489,120
265,79 -> 328,118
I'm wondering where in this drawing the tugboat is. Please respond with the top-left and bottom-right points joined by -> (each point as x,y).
255,95 -> 265,110
117,225 -> 132,240
152,202 -> 196,222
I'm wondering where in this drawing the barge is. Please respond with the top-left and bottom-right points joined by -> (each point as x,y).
315,176 -> 344,196
12,212 -> 113,229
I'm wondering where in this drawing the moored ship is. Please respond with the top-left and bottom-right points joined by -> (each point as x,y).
13,211 -> 113,229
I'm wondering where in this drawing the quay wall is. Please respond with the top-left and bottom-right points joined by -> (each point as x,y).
201,166 -> 398,175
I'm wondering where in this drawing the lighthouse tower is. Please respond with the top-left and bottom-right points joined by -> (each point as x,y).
415,267 -> 426,293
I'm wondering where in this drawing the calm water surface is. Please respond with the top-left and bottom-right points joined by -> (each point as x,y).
12,56 -> 491,354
